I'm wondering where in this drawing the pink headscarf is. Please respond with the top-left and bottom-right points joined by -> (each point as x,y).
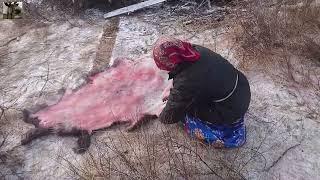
152,36 -> 201,71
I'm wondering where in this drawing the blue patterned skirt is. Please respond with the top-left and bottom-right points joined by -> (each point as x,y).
184,114 -> 246,148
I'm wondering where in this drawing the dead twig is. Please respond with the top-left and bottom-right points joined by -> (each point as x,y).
197,0 -> 207,9
0,107 -> 4,120
264,143 -> 301,172
39,50 -> 54,96
169,139 -> 225,180
0,132 -> 8,149
0,33 -> 27,47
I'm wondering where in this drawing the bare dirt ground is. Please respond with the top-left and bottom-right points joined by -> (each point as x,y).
1,0 -> 319,179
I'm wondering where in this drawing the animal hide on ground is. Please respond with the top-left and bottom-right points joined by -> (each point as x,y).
22,58 -> 168,153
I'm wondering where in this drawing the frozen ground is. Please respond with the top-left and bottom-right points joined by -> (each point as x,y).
0,2 -> 319,180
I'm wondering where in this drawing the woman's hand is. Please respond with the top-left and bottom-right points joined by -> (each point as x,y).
162,94 -> 169,102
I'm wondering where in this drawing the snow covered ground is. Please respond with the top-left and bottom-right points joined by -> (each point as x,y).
0,1 -> 319,179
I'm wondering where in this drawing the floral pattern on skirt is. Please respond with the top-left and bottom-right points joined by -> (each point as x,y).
184,114 -> 246,148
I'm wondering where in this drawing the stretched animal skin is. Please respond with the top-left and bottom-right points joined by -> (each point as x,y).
22,58 -> 167,153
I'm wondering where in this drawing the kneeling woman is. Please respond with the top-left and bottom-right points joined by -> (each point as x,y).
153,37 -> 251,148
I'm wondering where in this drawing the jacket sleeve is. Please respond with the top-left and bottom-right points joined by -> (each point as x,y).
158,79 -> 194,124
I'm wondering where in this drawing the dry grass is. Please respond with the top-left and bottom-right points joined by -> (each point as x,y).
236,0 -> 320,69
235,0 -> 320,119
60,113 -> 297,179
237,0 -> 320,68
62,125 -> 246,180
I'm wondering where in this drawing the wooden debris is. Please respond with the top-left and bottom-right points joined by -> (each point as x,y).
104,0 -> 167,19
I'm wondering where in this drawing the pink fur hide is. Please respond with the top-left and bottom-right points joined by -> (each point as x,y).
30,58 -> 167,132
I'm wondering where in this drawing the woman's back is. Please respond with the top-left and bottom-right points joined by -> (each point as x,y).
163,45 -> 251,124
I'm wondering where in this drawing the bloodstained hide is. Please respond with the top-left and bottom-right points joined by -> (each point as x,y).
22,58 -> 167,153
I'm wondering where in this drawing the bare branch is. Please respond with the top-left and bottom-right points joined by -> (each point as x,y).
265,143 -> 301,172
